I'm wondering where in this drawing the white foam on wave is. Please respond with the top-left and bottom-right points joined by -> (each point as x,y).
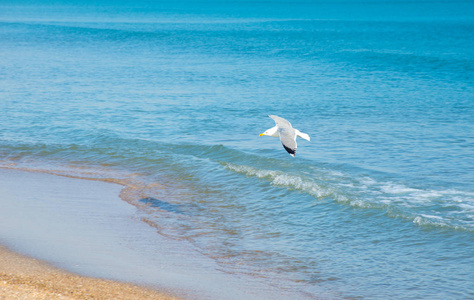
223,163 -> 373,210
380,183 -> 421,195
223,162 -> 474,231
357,177 -> 474,231
223,163 -> 334,199
412,214 -> 457,230
357,175 -> 474,207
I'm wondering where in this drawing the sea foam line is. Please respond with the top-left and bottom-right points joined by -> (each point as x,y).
222,162 -> 334,199
223,162 -> 474,232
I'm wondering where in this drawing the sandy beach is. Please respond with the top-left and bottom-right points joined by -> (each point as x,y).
0,245 -> 176,300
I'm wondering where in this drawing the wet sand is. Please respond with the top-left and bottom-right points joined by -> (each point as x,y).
0,167 -> 179,299
0,245 -> 176,300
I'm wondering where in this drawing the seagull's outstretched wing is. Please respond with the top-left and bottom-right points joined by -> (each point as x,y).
269,115 -> 292,128
279,127 -> 297,156
269,115 -> 297,157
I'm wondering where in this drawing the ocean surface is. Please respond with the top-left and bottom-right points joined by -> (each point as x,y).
1,0 -> 473,298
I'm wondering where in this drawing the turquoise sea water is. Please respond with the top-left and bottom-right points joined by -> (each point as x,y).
1,1 -> 473,298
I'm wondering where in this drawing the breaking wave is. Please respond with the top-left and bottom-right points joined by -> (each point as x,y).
222,162 -> 474,232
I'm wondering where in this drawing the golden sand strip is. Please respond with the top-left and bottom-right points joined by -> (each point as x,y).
0,246 -> 180,300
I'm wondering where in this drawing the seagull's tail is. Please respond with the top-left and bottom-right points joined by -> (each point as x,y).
295,129 -> 310,141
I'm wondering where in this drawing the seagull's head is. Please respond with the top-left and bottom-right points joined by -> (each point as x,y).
259,126 -> 279,137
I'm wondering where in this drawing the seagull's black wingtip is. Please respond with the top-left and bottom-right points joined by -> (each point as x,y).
283,145 -> 296,157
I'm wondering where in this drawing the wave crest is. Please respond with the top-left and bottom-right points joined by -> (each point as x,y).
223,162 -> 339,199
223,162 -> 474,232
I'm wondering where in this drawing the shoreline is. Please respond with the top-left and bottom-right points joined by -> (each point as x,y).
0,167 -> 310,300
0,167 -> 181,299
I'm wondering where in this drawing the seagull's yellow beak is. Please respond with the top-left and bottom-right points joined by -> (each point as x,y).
259,133 -> 265,137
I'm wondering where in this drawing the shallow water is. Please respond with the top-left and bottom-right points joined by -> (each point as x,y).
1,1 -> 473,298
0,168 -> 310,300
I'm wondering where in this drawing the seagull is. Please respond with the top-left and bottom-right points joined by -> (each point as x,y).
259,115 -> 310,157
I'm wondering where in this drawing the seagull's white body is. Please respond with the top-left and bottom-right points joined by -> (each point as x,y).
259,115 -> 310,157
